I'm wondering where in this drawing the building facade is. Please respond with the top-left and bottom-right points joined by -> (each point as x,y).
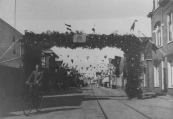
148,0 -> 173,95
0,18 -> 23,67
0,18 -> 24,97
138,37 -> 153,92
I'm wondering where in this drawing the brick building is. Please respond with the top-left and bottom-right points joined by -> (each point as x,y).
0,18 -> 23,67
147,0 -> 173,95
138,37 -> 153,92
0,18 -> 24,96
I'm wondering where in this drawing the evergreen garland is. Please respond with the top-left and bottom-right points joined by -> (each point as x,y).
22,31 -> 143,99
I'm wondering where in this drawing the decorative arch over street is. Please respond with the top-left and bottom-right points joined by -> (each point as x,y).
22,31 -> 145,99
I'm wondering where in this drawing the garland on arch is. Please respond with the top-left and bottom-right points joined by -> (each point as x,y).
22,31 -> 144,99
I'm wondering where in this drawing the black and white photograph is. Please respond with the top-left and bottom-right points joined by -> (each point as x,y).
0,0 -> 173,119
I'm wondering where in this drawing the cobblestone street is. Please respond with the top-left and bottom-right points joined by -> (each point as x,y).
1,85 -> 173,119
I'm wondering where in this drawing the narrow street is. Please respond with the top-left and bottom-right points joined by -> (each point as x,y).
1,85 -> 173,119
1,0 -> 173,119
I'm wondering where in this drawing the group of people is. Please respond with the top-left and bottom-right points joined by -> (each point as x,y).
26,64 -> 81,93
96,72 -> 109,88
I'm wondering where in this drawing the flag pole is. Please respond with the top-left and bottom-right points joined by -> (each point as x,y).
139,31 -> 166,56
14,0 -> 16,29
13,0 -> 17,54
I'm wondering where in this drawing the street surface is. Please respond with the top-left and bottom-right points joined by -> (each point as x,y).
1,85 -> 173,119
1,86 -> 105,119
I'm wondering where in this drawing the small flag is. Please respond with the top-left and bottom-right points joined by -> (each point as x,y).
64,23 -> 71,27
92,28 -> 95,33
130,20 -> 138,31
152,43 -> 159,54
65,63 -> 69,68
104,55 -> 107,59
147,40 -> 159,54
67,27 -> 72,32
75,65 -> 78,69
141,39 -> 149,48
92,24 -> 96,33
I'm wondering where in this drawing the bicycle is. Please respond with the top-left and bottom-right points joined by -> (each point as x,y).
23,83 -> 43,116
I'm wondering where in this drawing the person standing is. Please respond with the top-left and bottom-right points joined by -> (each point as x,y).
26,64 -> 43,94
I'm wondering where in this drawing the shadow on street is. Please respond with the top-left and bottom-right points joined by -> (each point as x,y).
1,86 -> 131,118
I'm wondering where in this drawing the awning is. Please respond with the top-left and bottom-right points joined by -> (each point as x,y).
102,77 -> 109,83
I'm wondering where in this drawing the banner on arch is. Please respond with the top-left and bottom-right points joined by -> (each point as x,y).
73,35 -> 86,43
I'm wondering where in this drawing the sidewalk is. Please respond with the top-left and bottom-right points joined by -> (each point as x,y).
157,95 -> 173,101
98,85 -> 173,101
0,87 -> 82,117
93,86 -> 173,119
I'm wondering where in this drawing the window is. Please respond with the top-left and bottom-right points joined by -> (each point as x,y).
141,53 -> 144,61
154,66 -> 159,87
161,61 -> 164,90
158,26 -> 162,46
167,12 -> 173,42
155,25 -> 162,47
143,67 -> 146,87
143,72 -> 146,87
168,61 -> 173,88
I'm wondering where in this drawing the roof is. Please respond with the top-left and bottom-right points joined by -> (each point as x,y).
0,18 -> 23,36
147,12 -> 153,18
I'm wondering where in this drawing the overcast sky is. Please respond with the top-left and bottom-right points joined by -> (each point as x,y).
0,0 -> 152,36
0,0 -> 153,77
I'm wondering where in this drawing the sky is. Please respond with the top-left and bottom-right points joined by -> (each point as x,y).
0,0 -> 152,36
0,0 -> 153,77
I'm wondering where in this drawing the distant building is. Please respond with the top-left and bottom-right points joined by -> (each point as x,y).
147,0 -> 173,95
